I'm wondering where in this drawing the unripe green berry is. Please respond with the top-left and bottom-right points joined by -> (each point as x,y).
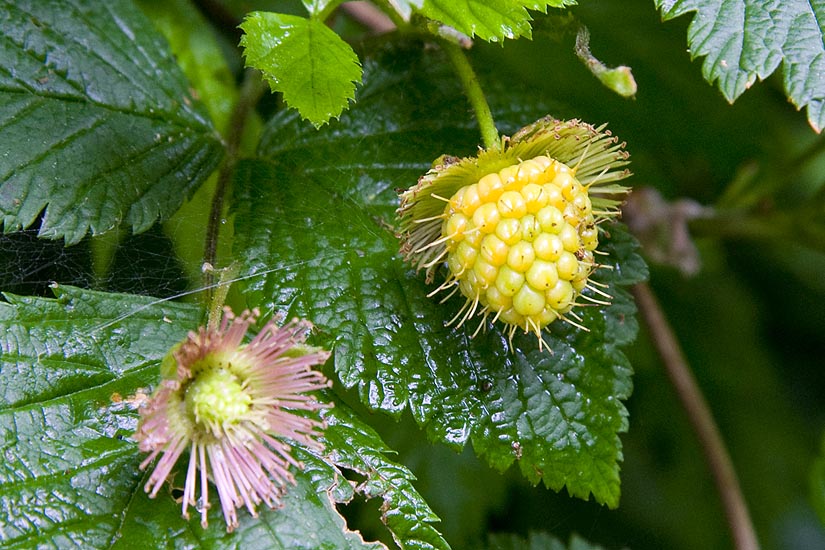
439,157 -> 600,336
533,233 -> 563,261
481,234 -> 508,266
495,264 -> 525,297
398,117 -> 632,350
526,260 -> 559,290
495,217 -> 522,245
513,284 -> 546,316
536,205 -> 565,234
507,241 -> 535,273
498,191 -> 526,219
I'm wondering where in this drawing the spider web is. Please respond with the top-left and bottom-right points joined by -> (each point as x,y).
0,214 -> 190,301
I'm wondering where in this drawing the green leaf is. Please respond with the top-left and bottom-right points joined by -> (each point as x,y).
304,406 -> 451,550
0,286 -> 200,547
135,0 -> 242,290
0,286 -> 446,548
240,12 -> 361,127
233,44 -> 646,507
0,0 -> 223,245
301,0 -> 346,18
136,0 -> 238,133
417,0 -> 576,42
655,0 -> 825,132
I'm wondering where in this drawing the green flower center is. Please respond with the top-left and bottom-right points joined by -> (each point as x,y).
185,365 -> 252,427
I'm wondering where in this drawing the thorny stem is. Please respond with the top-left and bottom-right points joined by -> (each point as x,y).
441,41 -> 500,151
632,282 -> 760,550
203,70 -> 265,305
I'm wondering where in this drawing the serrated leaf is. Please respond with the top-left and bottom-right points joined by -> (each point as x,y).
0,0 -> 223,245
655,0 -> 825,132
0,286 -> 447,548
240,12 -> 361,127
301,0 -> 345,18
304,406 -> 451,550
136,0 -> 238,133
233,44 -> 647,507
0,286 -> 200,547
416,0 -> 576,42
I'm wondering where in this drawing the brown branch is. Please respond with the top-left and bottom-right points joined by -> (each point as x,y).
632,282 -> 760,550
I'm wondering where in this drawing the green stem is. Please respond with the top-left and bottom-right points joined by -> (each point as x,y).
441,41 -> 500,150
203,69 -> 265,310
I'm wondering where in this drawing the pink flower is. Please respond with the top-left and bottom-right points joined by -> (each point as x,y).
134,308 -> 331,532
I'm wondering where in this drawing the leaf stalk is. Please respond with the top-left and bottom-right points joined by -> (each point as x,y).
441,41 -> 500,151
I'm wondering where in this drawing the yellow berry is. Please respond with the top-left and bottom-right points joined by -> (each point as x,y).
521,183 -> 547,213
472,202 -> 500,234
563,204 -> 581,226
460,185 -> 482,216
448,186 -> 466,212
513,284 -> 545,316
453,241 -> 477,270
517,159 -> 545,185
520,214 -> 541,242
547,279 -> 574,310
525,260 -> 559,290
459,272 -> 480,299
498,191 -> 526,219
554,172 -> 582,201
495,217 -> 522,245
464,227 -> 482,247
580,226 -> 598,249
444,213 -> 469,242
573,193 -> 592,215
498,307 -> 525,326
480,234 -> 508,266
477,172 -> 505,202
495,265 -> 524,297
486,285 -> 512,311
559,223 -> 581,252
556,251 -> 579,281
473,257 -> 498,287
542,184 -> 565,210
536,307 -> 558,326
421,154 -> 612,342
533,233 -> 563,261
536,206 -> 564,234
499,164 -> 520,190
532,155 -> 553,171
507,241 -> 535,273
